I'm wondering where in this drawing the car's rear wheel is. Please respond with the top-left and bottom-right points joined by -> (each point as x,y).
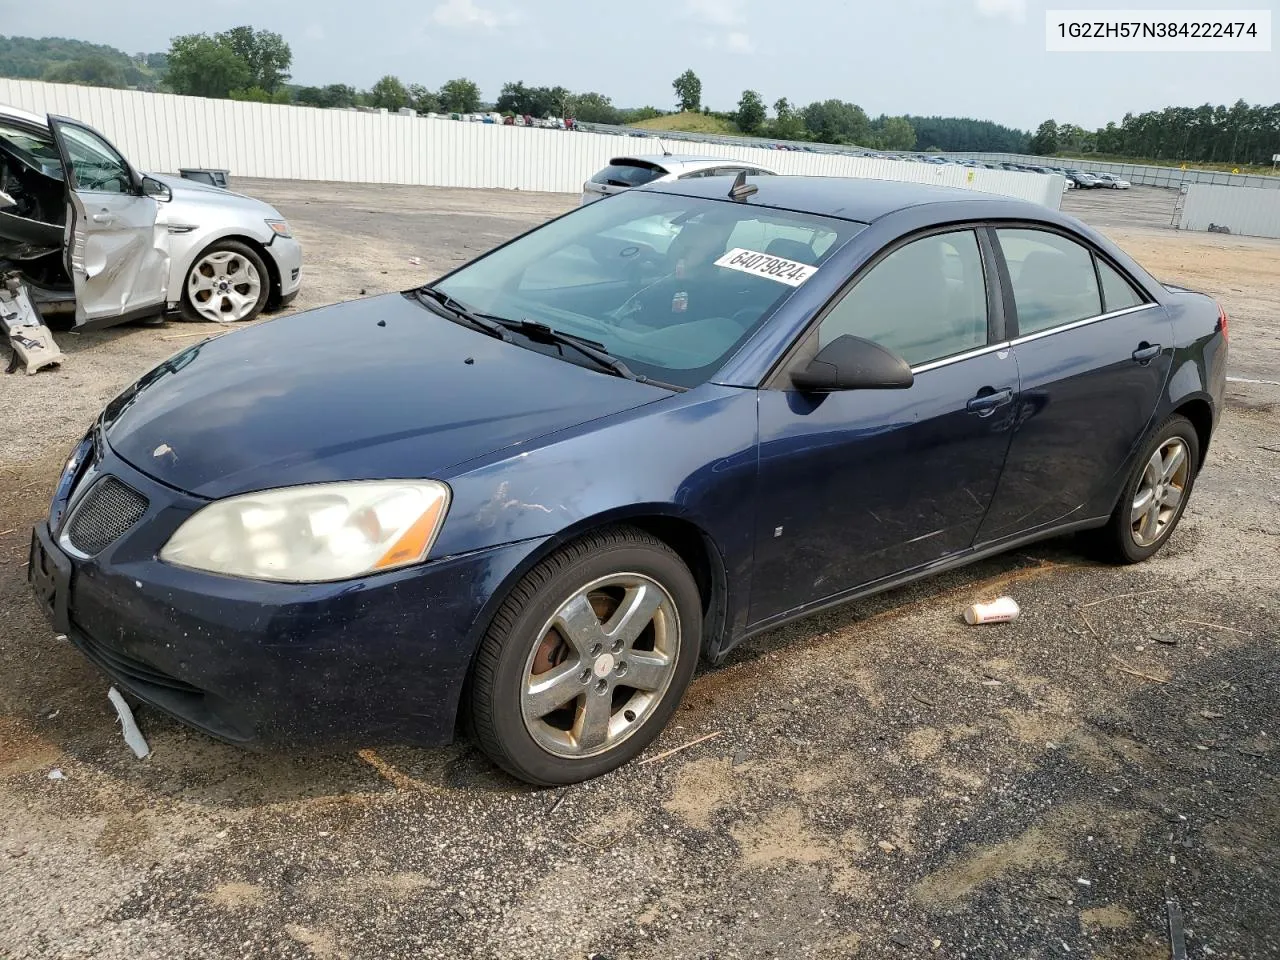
470,526 -> 701,785
181,240 -> 270,323
1094,414 -> 1199,564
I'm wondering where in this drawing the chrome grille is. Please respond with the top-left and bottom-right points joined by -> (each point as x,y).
65,476 -> 148,556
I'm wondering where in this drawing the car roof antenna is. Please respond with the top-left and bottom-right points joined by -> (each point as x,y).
729,169 -> 758,202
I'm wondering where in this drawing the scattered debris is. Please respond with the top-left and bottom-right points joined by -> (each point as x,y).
931,939 -> 943,951
46,768 -> 65,781
1076,878 -> 1092,887
1201,711 -> 1225,720
1,274 -> 63,375
877,840 -> 897,853
910,692 -> 936,707
547,789 -> 568,814
159,330 -> 218,342
638,730 -> 722,765
964,596 -> 1021,624
408,256 -> 422,265
1167,897 -> 1188,960
890,932 -> 911,947
44,709 -> 58,720
108,687 -> 152,759
1178,619 -> 1251,635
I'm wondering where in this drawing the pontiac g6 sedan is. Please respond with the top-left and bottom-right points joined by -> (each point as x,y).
29,175 -> 1226,785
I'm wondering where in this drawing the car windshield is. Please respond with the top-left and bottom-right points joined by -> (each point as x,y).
432,189 -> 864,388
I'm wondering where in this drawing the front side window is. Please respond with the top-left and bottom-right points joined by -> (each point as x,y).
997,228 -> 1102,335
54,122 -> 132,194
434,190 -> 863,388
817,230 -> 989,368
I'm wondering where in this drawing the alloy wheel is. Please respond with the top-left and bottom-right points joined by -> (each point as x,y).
1130,437 -> 1190,547
520,573 -> 680,759
188,250 -> 262,322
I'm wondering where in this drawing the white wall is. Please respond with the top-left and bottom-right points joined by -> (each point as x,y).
1,78 -> 1062,209
1180,184 -> 1280,238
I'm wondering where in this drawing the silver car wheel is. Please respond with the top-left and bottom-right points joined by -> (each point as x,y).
187,250 -> 263,323
1130,437 -> 1190,547
520,573 -> 680,759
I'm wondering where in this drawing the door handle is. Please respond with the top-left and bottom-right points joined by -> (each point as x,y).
966,386 -> 1014,416
91,212 -> 116,224
1132,342 -> 1161,364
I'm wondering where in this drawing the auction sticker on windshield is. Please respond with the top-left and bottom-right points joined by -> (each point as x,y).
714,248 -> 818,287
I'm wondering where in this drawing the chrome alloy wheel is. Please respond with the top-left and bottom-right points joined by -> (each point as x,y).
1131,437 -> 1190,547
187,250 -> 262,322
521,573 -> 681,759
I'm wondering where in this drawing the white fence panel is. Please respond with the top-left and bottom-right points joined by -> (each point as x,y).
1,78 -> 1060,208
1180,184 -> 1280,238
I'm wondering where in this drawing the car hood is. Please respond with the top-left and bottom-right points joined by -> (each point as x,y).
103,293 -> 671,500
148,173 -> 286,220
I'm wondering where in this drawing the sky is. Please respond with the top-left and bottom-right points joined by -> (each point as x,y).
5,0 -> 1277,130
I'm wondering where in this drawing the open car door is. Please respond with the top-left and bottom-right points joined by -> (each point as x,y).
48,115 -> 168,328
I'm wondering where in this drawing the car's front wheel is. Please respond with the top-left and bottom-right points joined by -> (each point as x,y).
470,526 -> 702,785
1095,414 -> 1200,564
181,240 -> 270,323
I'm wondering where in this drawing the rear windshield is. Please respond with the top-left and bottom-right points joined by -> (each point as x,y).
434,190 -> 865,388
590,161 -> 666,187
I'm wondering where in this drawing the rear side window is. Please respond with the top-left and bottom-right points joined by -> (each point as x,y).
997,228 -> 1102,335
1097,259 -> 1144,312
819,229 -> 989,367
590,162 -> 665,187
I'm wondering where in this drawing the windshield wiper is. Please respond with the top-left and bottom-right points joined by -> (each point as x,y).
500,318 -> 644,382
414,287 -> 512,341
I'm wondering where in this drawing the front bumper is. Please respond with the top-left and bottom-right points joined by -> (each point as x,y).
28,441 -> 546,750
266,234 -> 303,300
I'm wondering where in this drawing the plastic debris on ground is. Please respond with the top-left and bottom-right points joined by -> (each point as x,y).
1,274 -> 63,375
107,686 -> 152,759
964,596 -> 1021,624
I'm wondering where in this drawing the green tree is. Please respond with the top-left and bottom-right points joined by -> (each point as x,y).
768,98 -> 807,140
801,99 -> 869,144
495,81 -> 532,115
215,26 -> 292,93
1028,119 -> 1059,155
407,83 -> 439,114
672,69 -> 702,112
877,116 -> 916,151
42,55 -> 125,87
572,92 -> 620,124
735,89 -> 766,134
165,34 -> 250,98
229,85 -> 290,104
438,77 -> 482,114
620,106 -> 663,124
369,74 -> 411,111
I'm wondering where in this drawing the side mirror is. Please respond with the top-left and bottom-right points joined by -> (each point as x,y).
790,335 -> 914,393
142,176 -> 172,202
0,189 -> 15,210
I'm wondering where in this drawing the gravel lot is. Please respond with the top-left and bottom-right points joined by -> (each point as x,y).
1,180 -> 1276,960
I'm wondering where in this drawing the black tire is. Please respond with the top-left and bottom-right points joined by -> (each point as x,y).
1092,414 -> 1199,564
470,525 -> 702,786
180,240 -> 271,324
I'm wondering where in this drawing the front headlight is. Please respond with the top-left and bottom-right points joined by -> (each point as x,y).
160,480 -> 450,582
266,219 -> 292,238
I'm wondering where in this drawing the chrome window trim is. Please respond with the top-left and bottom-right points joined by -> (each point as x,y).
908,302 -> 1157,376
910,341 -> 1012,375
1009,302 -> 1157,347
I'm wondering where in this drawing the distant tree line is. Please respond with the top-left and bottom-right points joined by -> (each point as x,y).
1029,100 -> 1280,165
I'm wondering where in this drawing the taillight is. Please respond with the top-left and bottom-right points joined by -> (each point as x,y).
1217,303 -> 1229,340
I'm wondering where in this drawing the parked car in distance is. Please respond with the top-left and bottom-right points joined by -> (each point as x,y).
0,103 -> 300,328
581,155 -> 776,205
1064,169 -> 1104,189
29,175 -> 1227,786
1094,173 -> 1132,189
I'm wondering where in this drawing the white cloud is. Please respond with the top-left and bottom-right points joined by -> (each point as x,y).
686,0 -> 744,25
432,0 -> 505,29
974,0 -> 1026,22
725,31 -> 755,53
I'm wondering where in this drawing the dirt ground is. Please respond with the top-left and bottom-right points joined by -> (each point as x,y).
0,180 -> 1276,960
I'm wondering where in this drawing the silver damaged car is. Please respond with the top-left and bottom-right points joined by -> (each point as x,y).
0,104 -> 301,328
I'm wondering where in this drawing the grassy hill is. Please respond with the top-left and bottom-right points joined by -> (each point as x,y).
634,111 -> 740,135
0,36 -> 165,90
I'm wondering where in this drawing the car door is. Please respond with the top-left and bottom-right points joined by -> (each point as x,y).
749,227 -> 1020,624
48,116 -> 167,325
974,226 -> 1175,543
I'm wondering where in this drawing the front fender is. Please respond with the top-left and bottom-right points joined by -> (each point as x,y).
161,224 -> 279,307
435,384 -> 761,644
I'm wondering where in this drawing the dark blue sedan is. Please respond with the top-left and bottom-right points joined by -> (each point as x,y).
29,175 -> 1227,785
